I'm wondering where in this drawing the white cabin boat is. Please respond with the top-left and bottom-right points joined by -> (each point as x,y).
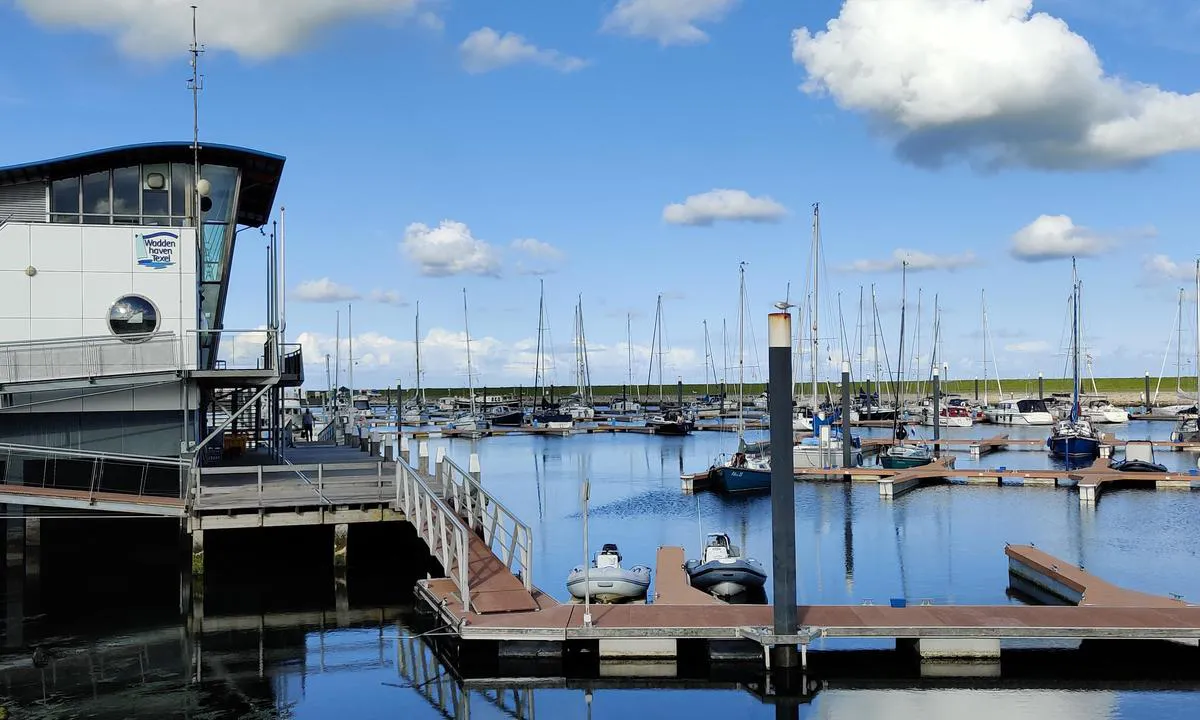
984,398 -> 1054,426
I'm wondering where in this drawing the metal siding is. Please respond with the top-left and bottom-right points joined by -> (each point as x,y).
0,182 -> 47,222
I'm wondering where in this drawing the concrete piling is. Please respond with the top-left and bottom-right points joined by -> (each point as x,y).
418,440 -> 430,474
333,523 -> 349,569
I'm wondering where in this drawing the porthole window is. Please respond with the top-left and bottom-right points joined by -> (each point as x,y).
108,295 -> 159,342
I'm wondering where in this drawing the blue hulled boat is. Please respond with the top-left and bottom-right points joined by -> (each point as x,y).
1047,259 -> 1100,462
714,439 -> 771,493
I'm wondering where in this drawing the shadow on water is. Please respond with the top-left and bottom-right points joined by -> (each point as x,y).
0,488 -> 1199,717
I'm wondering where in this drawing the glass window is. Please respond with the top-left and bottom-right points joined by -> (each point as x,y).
50,177 -> 79,218
81,171 -> 110,215
171,163 -> 191,218
199,165 -> 238,224
112,166 -> 140,223
143,163 -> 169,217
108,295 -> 159,341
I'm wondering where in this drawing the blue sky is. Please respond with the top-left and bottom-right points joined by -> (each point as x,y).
1,0 -> 1197,391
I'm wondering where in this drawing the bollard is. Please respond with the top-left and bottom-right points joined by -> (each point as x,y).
384,434 -> 394,461
369,430 -> 380,457
767,310 -> 798,669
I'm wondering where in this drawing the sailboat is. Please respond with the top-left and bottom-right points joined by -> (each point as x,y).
449,289 -> 489,432
611,313 -> 643,416
530,280 -> 572,428
880,262 -> 935,470
560,297 -> 596,422
714,264 -> 772,493
1171,260 -> 1200,445
400,302 -> 430,425
1046,260 -> 1101,461
645,294 -> 695,435
793,204 -> 863,469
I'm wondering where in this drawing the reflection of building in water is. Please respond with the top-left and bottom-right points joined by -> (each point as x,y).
815,688 -> 1117,720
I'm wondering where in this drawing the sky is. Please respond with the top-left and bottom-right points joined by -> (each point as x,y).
1,0 -> 1198,392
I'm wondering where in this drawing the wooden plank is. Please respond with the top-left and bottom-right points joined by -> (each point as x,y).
653,546 -> 721,605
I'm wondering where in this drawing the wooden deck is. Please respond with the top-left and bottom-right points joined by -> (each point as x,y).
415,545 -> 1200,647
0,483 -> 186,516
1006,544 -> 1190,608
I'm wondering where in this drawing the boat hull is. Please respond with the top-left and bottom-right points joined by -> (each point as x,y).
490,411 -> 524,427
1109,459 -> 1168,473
1046,435 -> 1100,459
715,466 -> 771,493
685,559 -> 767,597
879,454 -> 934,470
649,421 -> 692,436
566,565 -> 651,603
794,444 -> 863,469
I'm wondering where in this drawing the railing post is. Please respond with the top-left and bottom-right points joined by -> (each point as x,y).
458,529 -> 469,614
317,464 -> 324,494
257,465 -> 263,502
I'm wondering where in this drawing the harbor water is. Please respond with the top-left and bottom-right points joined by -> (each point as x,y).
1,420 -> 1198,717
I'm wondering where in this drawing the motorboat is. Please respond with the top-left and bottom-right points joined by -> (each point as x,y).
985,398 -> 1055,425
1170,414 -> 1199,444
487,405 -> 524,427
685,533 -> 767,598
921,404 -> 973,428
566,544 -> 651,603
1109,441 -> 1167,473
712,439 -> 771,493
532,404 -> 573,429
448,413 -> 489,432
793,410 -> 863,469
880,441 -> 935,469
647,408 -> 694,435
610,398 -> 642,415
1085,399 -> 1129,424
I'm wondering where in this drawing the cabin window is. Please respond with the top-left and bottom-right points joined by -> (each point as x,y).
81,170 -> 111,223
108,295 -> 159,341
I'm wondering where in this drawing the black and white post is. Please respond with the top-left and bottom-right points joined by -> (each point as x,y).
768,310 -> 798,668
1038,371 -> 1045,401
840,361 -> 852,472
932,366 -> 941,458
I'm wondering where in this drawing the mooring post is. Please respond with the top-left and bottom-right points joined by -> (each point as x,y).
974,376 -> 979,402
932,366 -> 941,458
400,433 -> 411,464
1038,371 -> 1045,401
333,524 -> 349,570
469,452 -> 482,485
676,379 -> 683,408
418,440 -> 429,475
435,446 -> 447,484
840,361 -> 852,477
1144,371 -> 1151,413
191,529 -> 204,578
767,310 -> 798,669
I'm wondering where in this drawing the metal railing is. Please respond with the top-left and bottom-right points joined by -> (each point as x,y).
436,455 -> 534,593
397,459 -> 471,613
0,332 -> 183,385
0,442 -> 189,507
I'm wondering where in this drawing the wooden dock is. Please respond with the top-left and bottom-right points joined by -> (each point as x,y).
1006,544 -> 1191,608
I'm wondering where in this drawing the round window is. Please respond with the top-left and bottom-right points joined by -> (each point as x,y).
108,295 -> 159,341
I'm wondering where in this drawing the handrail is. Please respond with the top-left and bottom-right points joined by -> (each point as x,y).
0,442 -> 187,466
437,455 -> 534,593
396,459 -> 471,614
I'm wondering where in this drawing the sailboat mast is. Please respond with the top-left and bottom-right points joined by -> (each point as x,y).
738,262 -> 746,436
1194,259 -> 1199,402
703,320 -> 711,396
810,203 -> 820,404
894,262 -> 908,435
656,294 -> 664,404
857,286 -> 864,389
334,309 -> 341,408
463,289 -> 476,415
981,290 -> 988,405
348,303 -> 354,398
626,312 -> 634,401
535,280 -> 545,401
1071,259 -> 1080,418
414,301 -> 423,405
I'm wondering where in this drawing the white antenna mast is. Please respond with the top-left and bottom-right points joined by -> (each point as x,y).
188,5 -> 205,228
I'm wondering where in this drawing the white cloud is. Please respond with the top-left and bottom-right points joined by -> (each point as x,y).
15,0 -> 434,59
368,289 -> 407,306
602,0 -> 739,45
511,238 -> 564,259
402,220 -> 502,277
1144,254 -> 1195,282
663,189 -> 787,226
1005,340 -> 1051,353
841,249 -> 978,273
791,0 -> 1200,170
1010,215 -> 1112,261
460,27 -> 587,74
293,278 -> 361,303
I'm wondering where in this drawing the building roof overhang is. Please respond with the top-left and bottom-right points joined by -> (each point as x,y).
0,141 -> 285,227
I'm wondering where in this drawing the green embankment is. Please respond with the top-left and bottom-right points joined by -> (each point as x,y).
309,377 -> 1196,403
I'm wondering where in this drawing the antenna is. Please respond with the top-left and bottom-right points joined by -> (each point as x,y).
188,5 -> 205,227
